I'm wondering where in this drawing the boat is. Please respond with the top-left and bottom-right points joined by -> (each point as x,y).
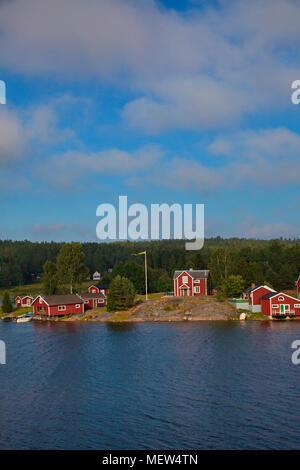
15,314 -> 32,323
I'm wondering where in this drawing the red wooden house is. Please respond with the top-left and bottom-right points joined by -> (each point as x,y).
78,292 -> 106,309
261,292 -> 300,317
248,285 -> 276,312
32,294 -> 84,317
15,295 -> 33,307
297,276 -> 300,299
173,269 -> 210,296
88,284 -> 110,296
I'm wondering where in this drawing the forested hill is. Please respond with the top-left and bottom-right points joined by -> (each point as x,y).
0,238 -> 299,291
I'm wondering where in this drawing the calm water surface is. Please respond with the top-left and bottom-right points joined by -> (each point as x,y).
0,320 -> 300,449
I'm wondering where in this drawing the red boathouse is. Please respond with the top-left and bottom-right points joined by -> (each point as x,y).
261,292 -> 300,317
32,294 -> 84,317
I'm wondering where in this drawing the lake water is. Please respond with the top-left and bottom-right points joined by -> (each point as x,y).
0,320 -> 300,450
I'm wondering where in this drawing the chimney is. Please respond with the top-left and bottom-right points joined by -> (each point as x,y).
251,283 -> 255,288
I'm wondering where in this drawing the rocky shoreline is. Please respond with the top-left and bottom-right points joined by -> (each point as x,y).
19,296 -> 268,322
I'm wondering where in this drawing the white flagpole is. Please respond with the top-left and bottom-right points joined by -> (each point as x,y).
145,251 -> 148,301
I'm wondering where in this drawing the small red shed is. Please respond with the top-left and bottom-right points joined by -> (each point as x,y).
88,284 -> 110,296
248,285 -> 276,312
173,269 -> 210,296
261,292 -> 300,317
78,292 -> 106,309
32,294 -> 84,317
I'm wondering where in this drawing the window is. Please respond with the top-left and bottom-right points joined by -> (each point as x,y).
84,300 -> 89,304
285,305 -> 290,311
182,276 -> 188,283
75,304 -> 80,308
278,296 -> 284,301
58,305 -> 66,311
272,304 -> 279,308
39,297 -> 43,304
194,286 -> 200,293
98,300 -> 104,304
294,304 -> 300,308
194,280 -> 200,283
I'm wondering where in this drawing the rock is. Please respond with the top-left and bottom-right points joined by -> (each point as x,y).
239,313 -> 247,321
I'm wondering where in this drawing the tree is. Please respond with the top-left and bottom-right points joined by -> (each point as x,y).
56,243 -> 89,294
156,273 -> 172,292
107,275 -> 135,312
2,291 -> 13,313
208,247 -> 232,288
220,275 -> 245,298
41,261 -> 58,294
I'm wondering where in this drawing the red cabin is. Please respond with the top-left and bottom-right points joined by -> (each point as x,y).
261,292 -> 300,317
88,284 -> 110,296
297,276 -> 300,299
78,292 -> 106,309
32,294 -> 84,317
173,269 -> 210,296
15,295 -> 33,307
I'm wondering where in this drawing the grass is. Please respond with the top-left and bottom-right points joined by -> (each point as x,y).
112,311 -> 132,322
0,280 -> 96,300
0,305 -> 33,317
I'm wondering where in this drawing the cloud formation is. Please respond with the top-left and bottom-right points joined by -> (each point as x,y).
1,0 -> 300,133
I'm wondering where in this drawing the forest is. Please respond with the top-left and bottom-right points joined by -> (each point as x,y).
0,237 -> 299,294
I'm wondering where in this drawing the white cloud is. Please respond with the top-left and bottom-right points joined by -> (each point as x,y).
37,145 -> 164,188
236,216 -> 299,239
0,108 -> 26,165
1,0 -> 300,133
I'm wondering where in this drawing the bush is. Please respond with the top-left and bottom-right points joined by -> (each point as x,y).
2,291 -> 13,313
220,275 -> 245,299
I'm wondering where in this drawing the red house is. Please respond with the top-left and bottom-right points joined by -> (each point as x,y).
15,295 -> 33,307
88,284 -> 110,296
32,294 -> 84,317
248,285 -> 276,312
173,269 -> 210,296
296,276 -> 300,299
261,292 -> 300,317
78,292 -> 106,309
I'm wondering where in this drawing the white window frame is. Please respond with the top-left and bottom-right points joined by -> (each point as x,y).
182,276 -> 188,283
278,296 -> 284,301
75,304 -> 81,308
58,305 -> 66,311
294,304 -> 300,308
194,286 -> 200,293
272,304 -> 279,308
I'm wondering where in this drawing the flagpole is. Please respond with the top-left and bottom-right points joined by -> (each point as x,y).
144,251 -> 148,301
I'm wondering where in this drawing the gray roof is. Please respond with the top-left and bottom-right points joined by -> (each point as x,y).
261,292 -> 279,300
34,294 -> 84,306
78,292 -> 106,300
173,269 -> 210,280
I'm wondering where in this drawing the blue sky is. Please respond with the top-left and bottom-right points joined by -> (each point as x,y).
0,0 -> 300,242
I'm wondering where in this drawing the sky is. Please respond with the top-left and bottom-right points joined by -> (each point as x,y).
0,0 -> 300,242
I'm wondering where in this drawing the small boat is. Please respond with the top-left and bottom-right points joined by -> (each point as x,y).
15,314 -> 32,323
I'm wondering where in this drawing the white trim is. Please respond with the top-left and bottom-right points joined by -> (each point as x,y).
58,305 -> 66,311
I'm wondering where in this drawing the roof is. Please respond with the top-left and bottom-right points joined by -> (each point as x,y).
91,284 -> 110,289
78,292 -> 106,300
173,269 -> 210,280
33,294 -> 84,306
243,286 -> 255,294
261,292 -> 279,300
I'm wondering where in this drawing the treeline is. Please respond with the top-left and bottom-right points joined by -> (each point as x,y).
0,238 -> 299,293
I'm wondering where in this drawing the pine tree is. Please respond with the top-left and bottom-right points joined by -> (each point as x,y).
107,275 -> 135,312
2,291 -> 13,313
41,261 -> 58,294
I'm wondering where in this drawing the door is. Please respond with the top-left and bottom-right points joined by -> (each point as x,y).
280,304 -> 285,314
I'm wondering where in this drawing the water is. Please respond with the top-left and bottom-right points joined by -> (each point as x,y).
0,320 -> 300,449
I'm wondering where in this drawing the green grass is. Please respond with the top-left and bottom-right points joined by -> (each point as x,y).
0,280 -> 94,300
